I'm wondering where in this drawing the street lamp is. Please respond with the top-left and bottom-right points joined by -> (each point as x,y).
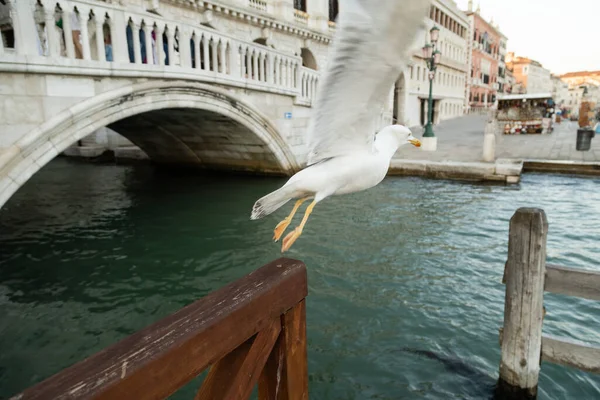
422,26 -> 441,146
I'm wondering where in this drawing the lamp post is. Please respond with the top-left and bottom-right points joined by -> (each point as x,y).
422,26 -> 441,151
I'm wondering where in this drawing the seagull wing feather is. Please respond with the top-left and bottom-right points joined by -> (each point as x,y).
306,0 -> 431,165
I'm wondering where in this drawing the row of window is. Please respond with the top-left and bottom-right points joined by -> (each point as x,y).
441,102 -> 463,117
429,6 -> 467,39
293,1 -> 339,22
410,65 -> 466,89
439,41 -> 466,64
469,92 -> 497,103
473,30 -> 500,58
471,69 -> 498,85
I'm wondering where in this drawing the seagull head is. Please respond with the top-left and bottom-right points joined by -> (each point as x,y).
380,124 -> 421,148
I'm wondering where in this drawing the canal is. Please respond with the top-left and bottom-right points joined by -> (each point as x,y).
0,158 -> 599,399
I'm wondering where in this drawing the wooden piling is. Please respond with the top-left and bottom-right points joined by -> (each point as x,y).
496,208 -> 548,400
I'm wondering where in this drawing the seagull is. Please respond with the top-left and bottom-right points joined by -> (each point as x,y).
250,0 -> 431,252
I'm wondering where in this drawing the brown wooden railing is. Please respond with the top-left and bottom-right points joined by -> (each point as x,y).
11,258 -> 308,400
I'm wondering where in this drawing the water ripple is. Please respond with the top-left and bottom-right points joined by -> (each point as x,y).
0,160 -> 599,399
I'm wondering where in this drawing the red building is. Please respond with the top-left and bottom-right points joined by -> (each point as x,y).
465,3 -> 507,110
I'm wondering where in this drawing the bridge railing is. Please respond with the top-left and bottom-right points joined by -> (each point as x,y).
0,0 -> 313,101
10,258 -> 309,400
496,208 -> 600,399
297,66 -> 319,106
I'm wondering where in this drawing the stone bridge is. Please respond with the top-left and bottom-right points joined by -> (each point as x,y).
0,0 -> 346,209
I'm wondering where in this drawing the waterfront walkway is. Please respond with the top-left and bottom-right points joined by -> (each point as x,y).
396,115 -> 600,163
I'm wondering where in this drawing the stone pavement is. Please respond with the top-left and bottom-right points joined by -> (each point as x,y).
395,115 -> 600,163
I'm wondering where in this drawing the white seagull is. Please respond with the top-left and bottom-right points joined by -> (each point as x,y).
251,0 -> 431,252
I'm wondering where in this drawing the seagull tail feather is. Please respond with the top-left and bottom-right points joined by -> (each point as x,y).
251,184 -> 298,220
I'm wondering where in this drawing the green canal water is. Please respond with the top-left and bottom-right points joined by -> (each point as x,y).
0,158 -> 599,399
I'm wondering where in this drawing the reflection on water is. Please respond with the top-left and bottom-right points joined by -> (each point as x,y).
0,158 -> 599,399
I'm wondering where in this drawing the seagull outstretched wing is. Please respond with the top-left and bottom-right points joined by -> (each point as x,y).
306,0 -> 430,165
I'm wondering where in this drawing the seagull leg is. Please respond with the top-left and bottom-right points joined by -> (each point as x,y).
273,197 -> 310,242
281,200 -> 316,253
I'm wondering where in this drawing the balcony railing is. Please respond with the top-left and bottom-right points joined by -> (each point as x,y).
294,9 -> 309,25
297,66 -> 319,105
11,258 -> 309,400
0,0 -> 318,103
248,0 -> 268,12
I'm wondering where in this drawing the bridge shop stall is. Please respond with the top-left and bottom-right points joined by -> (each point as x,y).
496,93 -> 556,135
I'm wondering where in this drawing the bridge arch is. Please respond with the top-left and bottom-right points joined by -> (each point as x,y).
0,80 -> 301,209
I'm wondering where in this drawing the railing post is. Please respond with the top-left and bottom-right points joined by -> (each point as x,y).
93,11 -> 106,62
155,23 -> 165,66
130,18 -> 142,64
230,41 -> 240,78
143,22 -> 155,65
61,6 -> 76,59
108,10 -> 128,63
497,208 -> 548,400
42,0 -> 60,57
7,0 -> 40,56
77,6 -> 92,60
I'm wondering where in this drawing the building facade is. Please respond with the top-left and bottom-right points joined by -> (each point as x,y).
464,3 -> 507,110
506,53 -> 553,95
559,70 -> 600,87
551,75 -> 570,107
393,0 -> 469,128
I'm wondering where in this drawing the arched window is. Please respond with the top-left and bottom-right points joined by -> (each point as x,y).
301,47 -> 317,70
329,0 -> 339,22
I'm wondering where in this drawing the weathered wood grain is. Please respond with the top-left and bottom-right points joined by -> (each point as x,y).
281,300 -> 309,400
196,318 -> 281,400
258,329 -> 285,400
499,330 -> 600,375
14,258 -> 308,400
540,334 -> 600,375
498,208 -> 548,398
545,264 -> 600,301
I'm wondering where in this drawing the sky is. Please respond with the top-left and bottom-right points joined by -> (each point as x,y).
454,0 -> 599,75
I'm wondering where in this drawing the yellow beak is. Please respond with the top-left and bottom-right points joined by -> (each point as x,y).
409,138 -> 422,148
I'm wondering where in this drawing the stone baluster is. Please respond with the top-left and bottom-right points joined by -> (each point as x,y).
295,62 -> 302,93
108,10 -> 127,63
61,7 -> 76,59
93,11 -> 106,62
165,25 -> 175,66
252,49 -> 259,80
238,45 -> 246,77
154,24 -> 165,66
77,7 -> 91,60
303,73 -> 307,98
245,47 -> 252,79
129,18 -> 142,64
210,37 -> 218,72
7,0 -> 40,56
219,40 -> 227,74
143,21 -> 154,65
202,34 -> 210,71
41,1 -> 60,57
192,31 -> 200,69
229,41 -> 240,78
266,54 -> 273,84
286,60 -> 292,88
259,53 -> 266,82
179,26 -> 191,68
277,58 -> 282,86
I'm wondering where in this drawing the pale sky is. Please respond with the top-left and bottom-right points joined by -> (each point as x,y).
454,0 -> 599,74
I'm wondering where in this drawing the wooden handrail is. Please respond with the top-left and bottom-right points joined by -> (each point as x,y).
12,258 -> 308,400
545,263 -> 600,301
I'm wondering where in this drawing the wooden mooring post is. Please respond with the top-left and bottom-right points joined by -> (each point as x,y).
496,208 -> 600,399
